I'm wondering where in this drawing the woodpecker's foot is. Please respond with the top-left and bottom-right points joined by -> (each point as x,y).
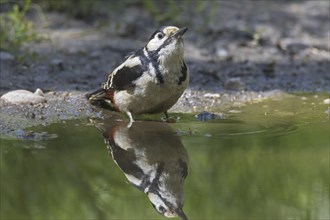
126,111 -> 135,128
161,117 -> 177,123
162,112 -> 178,123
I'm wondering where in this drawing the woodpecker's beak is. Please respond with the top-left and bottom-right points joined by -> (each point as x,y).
174,207 -> 188,220
172,27 -> 188,39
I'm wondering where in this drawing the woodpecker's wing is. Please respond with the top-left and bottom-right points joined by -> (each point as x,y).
105,49 -> 147,90
103,128 -> 154,191
86,49 -> 147,109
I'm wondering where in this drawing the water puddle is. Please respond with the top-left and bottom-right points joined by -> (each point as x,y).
1,94 -> 329,219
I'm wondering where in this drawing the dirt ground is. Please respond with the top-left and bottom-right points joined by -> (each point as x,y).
0,1 -> 329,137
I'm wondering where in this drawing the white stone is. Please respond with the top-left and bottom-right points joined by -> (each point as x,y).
216,48 -> 228,58
228,109 -> 242,114
204,93 -> 221,98
1,90 -> 46,104
323,98 -> 330,105
34,88 -> 44,96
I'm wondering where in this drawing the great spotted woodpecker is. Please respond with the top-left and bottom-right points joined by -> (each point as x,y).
93,120 -> 189,219
86,26 -> 189,125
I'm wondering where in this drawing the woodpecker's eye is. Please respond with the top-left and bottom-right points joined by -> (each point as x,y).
157,33 -> 164,39
158,206 -> 166,213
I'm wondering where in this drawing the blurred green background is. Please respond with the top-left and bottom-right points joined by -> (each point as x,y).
0,0 -> 217,51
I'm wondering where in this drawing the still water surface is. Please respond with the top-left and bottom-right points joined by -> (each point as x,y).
1,94 -> 329,219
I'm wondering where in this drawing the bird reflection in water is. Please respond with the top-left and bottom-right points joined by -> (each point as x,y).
94,120 -> 189,220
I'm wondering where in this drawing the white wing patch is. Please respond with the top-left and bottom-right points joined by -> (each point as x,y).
106,56 -> 142,89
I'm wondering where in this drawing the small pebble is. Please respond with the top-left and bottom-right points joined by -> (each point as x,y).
204,93 -> 220,98
195,111 -> 224,121
228,110 -> 242,114
34,88 -> 44,96
323,98 -> 330,105
216,48 -> 228,58
50,58 -> 63,66
278,38 -> 308,53
50,58 -> 64,70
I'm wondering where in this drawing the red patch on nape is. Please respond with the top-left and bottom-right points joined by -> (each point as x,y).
106,89 -> 115,101
104,122 -> 128,144
104,125 -> 117,144
106,89 -> 121,112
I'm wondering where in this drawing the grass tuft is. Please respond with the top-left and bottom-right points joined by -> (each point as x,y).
0,0 -> 41,52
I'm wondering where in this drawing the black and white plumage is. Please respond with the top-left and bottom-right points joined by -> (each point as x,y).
93,120 -> 189,220
86,26 -> 189,124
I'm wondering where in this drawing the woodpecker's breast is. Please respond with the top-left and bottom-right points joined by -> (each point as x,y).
114,60 -> 188,114
112,43 -> 188,115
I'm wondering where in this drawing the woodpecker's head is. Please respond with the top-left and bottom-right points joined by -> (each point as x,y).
148,192 -> 188,220
145,26 -> 187,60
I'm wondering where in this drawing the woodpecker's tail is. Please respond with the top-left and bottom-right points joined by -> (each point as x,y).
86,88 -> 118,111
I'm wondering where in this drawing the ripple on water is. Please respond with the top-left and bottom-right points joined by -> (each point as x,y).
175,118 -> 300,138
